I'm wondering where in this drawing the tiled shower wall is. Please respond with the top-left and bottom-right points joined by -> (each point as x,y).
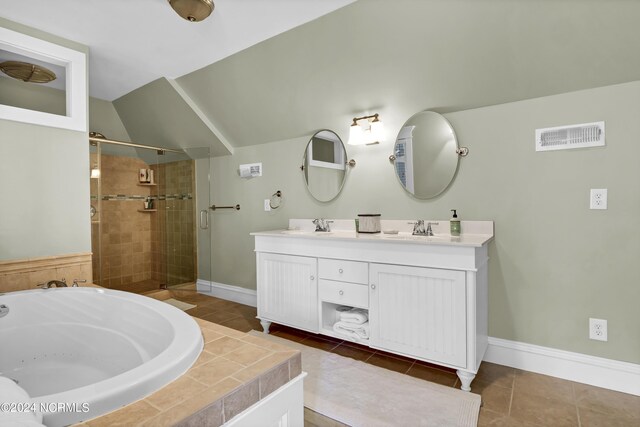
93,154 -> 154,287
151,159 -> 196,287
90,152 -> 196,289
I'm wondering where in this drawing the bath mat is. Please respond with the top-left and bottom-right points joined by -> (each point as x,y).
162,298 -> 196,311
249,330 -> 480,427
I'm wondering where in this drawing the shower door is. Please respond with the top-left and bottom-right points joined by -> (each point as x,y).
156,148 -> 211,289
89,141 -> 211,293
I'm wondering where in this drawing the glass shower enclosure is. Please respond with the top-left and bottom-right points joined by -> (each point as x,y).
89,137 -> 210,294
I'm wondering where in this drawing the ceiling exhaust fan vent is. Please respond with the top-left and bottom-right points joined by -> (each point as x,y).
535,121 -> 605,152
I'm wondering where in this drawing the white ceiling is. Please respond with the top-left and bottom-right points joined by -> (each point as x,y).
0,0 -> 354,101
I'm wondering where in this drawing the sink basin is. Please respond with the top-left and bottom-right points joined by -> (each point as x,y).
279,230 -> 334,236
279,230 -> 309,235
276,230 -> 457,242
383,234 -> 452,242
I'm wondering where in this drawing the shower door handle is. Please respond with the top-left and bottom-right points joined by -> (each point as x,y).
199,209 -> 209,230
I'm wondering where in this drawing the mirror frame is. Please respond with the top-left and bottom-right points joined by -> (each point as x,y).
0,26 -> 87,132
301,129 -> 349,203
391,110 -> 467,199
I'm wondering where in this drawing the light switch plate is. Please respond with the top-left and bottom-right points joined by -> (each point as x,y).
264,199 -> 271,212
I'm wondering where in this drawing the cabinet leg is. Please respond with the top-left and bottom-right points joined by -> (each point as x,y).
260,319 -> 271,334
456,370 -> 476,392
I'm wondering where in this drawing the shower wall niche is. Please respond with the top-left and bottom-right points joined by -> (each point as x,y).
89,141 -> 197,293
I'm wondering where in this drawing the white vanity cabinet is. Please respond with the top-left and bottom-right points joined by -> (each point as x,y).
253,222 -> 493,392
256,253 -> 318,333
369,264 -> 467,368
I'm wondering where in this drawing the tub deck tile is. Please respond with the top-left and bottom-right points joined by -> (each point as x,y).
187,357 -> 245,386
78,317 -> 301,427
204,335 -> 246,355
145,375 -> 208,411
201,328 -> 225,343
85,400 -> 159,427
223,343 -> 274,366
192,349 -> 216,367
230,351 -> 297,383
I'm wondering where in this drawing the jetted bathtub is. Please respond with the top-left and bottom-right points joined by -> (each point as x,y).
0,287 -> 203,426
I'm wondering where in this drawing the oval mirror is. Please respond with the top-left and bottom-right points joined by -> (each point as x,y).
302,130 -> 347,202
392,111 -> 465,199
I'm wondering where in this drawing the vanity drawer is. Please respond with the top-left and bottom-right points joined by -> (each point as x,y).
318,258 -> 368,284
319,279 -> 369,308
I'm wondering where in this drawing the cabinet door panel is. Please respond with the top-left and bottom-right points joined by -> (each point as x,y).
369,263 -> 466,367
257,253 -> 318,332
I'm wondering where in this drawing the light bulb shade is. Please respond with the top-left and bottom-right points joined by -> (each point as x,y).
370,119 -> 383,141
348,123 -> 365,145
169,0 -> 214,22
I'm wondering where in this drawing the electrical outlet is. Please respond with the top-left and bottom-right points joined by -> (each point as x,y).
590,189 -> 607,210
264,199 -> 271,212
589,318 -> 608,341
590,189 -> 607,209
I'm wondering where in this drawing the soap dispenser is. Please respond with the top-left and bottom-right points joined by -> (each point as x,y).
450,209 -> 461,237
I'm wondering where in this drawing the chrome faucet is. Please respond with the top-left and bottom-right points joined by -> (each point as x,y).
426,222 -> 440,236
409,220 -> 439,236
409,220 -> 426,236
313,218 -> 332,232
37,278 -> 67,289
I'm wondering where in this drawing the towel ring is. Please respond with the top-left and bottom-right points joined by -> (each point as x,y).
269,190 -> 282,209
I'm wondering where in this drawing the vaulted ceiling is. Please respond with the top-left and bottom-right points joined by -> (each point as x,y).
173,0 -> 640,148
3,1 -> 640,155
0,0 -> 354,100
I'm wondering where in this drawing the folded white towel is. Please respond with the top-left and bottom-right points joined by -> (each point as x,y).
338,307 -> 368,325
0,377 -> 45,426
333,320 -> 370,341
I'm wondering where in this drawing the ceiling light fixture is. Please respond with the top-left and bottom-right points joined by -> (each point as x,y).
168,0 -> 214,22
0,60 -> 57,83
348,113 -> 384,146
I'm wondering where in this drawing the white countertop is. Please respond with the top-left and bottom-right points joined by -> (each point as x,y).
251,219 -> 494,248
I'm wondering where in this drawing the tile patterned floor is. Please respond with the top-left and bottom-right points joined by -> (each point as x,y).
157,290 -> 640,427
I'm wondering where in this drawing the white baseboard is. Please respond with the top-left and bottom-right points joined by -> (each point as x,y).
196,279 -> 257,307
485,337 -> 640,396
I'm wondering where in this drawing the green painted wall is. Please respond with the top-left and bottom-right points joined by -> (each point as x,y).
177,0 -> 640,149
0,18 -> 90,261
112,78 -> 231,157
201,81 -> 640,364
89,97 -> 131,142
0,78 -> 66,116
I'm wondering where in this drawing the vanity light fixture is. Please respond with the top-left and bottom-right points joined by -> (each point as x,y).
348,113 -> 384,145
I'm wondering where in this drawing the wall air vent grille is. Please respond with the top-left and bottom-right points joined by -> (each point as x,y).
535,121 -> 605,152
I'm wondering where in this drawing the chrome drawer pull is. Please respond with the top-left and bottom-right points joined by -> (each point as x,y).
339,290 -> 344,295
310,275 -> 315,281
338,268 -> 344,273
371,284 -> 376,289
